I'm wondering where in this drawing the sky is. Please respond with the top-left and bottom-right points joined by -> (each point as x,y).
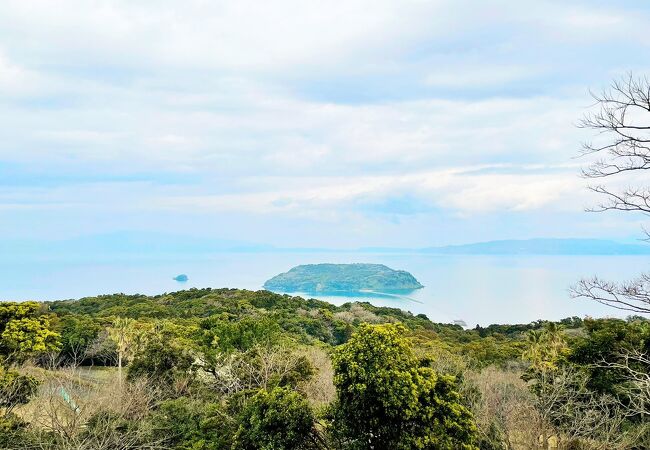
2,0 -> 650,249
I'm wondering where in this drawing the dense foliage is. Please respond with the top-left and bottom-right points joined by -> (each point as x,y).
0,288 -> 648,449
232,387 -> 316,450
331,323 -> 476,449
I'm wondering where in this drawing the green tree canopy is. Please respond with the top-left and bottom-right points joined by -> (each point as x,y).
200,314 -> 284,353
232,387 -> 316,450
331,323 -> 477,450
127,324 -> 196,392
570,317 -> 650,395
57,314 -> 102,365
0,302 -> 60,365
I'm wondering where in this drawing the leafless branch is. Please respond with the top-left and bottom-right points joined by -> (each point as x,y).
595,349 -> 650,417
575,74 -> 650,316
570,274 -> 650,314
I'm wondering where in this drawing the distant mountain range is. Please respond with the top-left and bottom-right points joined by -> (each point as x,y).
423,238 -> 650,255
2,233 -> 650,259
361,238 -> 650,255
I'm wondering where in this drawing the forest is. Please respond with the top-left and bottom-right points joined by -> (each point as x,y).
1,287 -> 648,449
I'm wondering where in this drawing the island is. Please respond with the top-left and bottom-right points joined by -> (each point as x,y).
173,274 -> 189,282
263,263 -> 423,292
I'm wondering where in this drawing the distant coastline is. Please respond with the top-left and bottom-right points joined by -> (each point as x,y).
2,235 -> 650,260
363,238 -> 650,256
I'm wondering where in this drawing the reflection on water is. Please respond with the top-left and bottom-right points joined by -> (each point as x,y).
1,252 -> 646,326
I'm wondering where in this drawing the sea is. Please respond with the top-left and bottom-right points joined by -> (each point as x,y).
1,252 -> 646,326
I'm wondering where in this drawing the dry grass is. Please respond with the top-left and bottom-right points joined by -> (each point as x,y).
464,366 -> 546,450
333,304 -> 382,324
300,346 -> 336,407
12,366 -> 163,450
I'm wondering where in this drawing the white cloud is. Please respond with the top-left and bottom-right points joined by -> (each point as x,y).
1,165 -> 588,219
439,173 -> 582,213
0,82 -> 586,176
0,0 -> 648,244
0,52 -> 49,95
0,0 -> 453,72
424,64 -> 543,88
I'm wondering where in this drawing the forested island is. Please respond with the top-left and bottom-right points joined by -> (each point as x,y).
263,263 -> 424,292
1,287 -> 648,449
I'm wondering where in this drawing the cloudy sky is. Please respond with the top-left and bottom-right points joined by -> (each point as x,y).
1,0 -> 650,248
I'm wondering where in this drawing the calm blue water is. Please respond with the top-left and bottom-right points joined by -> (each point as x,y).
1,252 -> 645,326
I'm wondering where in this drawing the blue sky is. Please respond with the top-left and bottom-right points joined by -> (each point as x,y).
1,0 -> 650,249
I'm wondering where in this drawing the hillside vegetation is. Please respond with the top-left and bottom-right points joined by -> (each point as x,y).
0,288 -> 648,449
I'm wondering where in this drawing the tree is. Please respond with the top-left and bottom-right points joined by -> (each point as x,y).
530,367 -> 639,450
199,314 -> 284,354
330,323 -> 477,450
0,366 -> 39,448
127,329 -> 195,394
0,365 -> 38,418
463,367 -> 543,450
571,74 -> 650,314
106,317 -> 144,381
0,301 -> 60,365
232,387 -> 317,450
522,323 -> 569,372
521,324 -> 571,449
199,342 -> 314,396
57,314 -> 102,367
569,318 -> 650,396
148,397 -> 232,450
595,348 -> 650,417
197,315 -> 313,395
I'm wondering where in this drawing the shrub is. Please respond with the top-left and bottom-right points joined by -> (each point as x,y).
232,387 -> 316,450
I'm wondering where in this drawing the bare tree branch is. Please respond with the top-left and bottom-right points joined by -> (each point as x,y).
595,349 -> 650,417
576,73 -> 650,314
570,274 -> 650,314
